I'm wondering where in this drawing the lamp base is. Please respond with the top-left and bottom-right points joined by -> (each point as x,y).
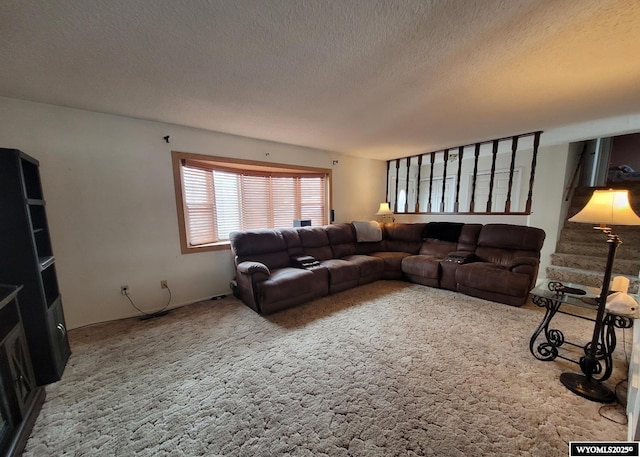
560,372 -> 616,403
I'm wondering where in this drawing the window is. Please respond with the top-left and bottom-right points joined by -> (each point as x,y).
172,152 -> 331,253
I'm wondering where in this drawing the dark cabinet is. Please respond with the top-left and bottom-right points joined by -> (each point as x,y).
0,149 -> 70,385
0,285 -> 45,457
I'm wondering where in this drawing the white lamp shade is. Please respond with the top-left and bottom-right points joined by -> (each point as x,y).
569,189 -> 640,226
375,202 -> 393,215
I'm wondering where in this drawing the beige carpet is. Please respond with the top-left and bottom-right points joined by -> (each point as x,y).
23,281 -> 630,456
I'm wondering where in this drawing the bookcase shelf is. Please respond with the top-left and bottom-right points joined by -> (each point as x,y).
20,160 -> 43,201
0,148 -> 70,386
0,284 -> 45,457
38,256 -> 55,271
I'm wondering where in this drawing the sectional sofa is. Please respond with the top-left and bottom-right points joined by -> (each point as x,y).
229,222 -> 546,314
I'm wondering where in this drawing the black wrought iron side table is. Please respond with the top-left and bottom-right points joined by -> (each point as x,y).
529,279 -> 635,382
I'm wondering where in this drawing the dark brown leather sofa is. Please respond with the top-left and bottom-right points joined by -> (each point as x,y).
229,222 -> 545,314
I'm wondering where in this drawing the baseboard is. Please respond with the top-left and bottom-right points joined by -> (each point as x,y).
68,291 -> 234,330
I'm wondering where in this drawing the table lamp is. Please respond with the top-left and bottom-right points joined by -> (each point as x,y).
376,202 -> 394,222
561,188 -> 640,402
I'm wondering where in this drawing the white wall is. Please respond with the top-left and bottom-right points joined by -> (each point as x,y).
0,97 -> 386,329
3,96 -> 640,329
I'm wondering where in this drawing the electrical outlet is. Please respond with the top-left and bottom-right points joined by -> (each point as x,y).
161,280 -> 168,289
121,285 -> 129,295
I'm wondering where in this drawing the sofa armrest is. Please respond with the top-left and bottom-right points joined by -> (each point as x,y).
508,258 -> 540,287
506,257 -> 539,271
234,261 -> 271,313
237,261 -> 271,277
443,251 -> 475,264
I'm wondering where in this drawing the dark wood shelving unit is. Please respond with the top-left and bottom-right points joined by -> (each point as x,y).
0,148 -> 70,387
0,285 -> 45,457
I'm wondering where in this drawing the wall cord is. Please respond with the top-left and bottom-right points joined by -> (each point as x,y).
124,286 -> 172,317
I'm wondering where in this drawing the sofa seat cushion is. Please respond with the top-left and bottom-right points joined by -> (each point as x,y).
319,258 -> 360,292
455,262 -> 531,298
257,268 -> 318,304
258,267 -> 330,314
401,255 -> 440,279
419,239 -> 457,258
369,251 -> 413,279
342,255 -> 384,284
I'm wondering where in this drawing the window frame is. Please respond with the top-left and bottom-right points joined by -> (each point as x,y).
171,151 -> 332,254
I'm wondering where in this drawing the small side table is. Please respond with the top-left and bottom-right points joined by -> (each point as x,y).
529,279 -> 634,382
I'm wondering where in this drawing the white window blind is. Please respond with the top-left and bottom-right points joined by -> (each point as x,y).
181,160 -> 327,246
182,166 -> 216,245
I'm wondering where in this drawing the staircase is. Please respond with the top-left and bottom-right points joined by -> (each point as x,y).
546,185 -> 640,294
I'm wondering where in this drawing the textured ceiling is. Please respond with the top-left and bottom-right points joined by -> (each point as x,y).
2,0 -> 640,160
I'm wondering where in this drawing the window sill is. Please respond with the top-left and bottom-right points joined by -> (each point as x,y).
181,240 -> 231,254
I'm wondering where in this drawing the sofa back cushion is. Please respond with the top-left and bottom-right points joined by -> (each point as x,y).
457,224 -> 483,251
422,222 -> 463,242
229,229 -> 290,269
419,222 -> 482,256
298,226 -> 334,260
382,223 -> 427,253
352,221 -> 383,242
474,224 -> 545,266
279,227 -> 304,257
326,223 -> 357,258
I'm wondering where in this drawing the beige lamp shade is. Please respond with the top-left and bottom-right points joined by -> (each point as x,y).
569,189 -> 640,226
375,202 -> 393,215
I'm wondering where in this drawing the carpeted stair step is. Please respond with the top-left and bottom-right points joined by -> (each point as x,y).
560,222 -> 640,244
550,252 -> 640,276
545,265 -> 639,294
549,185 -> 640,294
555,240 -> 640,260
